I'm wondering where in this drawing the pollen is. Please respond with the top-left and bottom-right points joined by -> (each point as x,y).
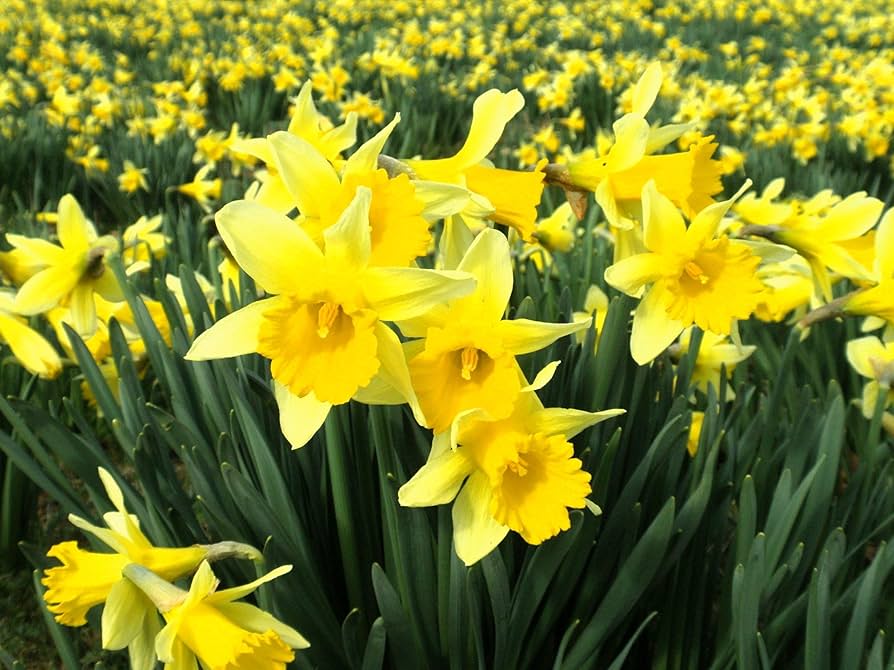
684,260 -> 710,284
460,347 -> 479,380
317,302 -> 340,338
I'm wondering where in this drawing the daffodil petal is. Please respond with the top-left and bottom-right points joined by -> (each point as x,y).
520,361 -> 561,392
631,63 -> 663,116
439,214 -> 477,270
274,382 -> 331,450
0,313 -> 61,378
267,131 -> 340,217
414,181 -> 471,221
686,180 -> 752,246
128,604 -> 161,670
102,579 -> 148,650
185,297 -> 279,360
846,336 -> 886,379
604,252 -> 666,296
496,318 -> 590,355
875,210 -> 894,280
14,260 -> 83,315
531,407 -> 626,440
70,282 -> 96,337
630,284 -> 686,365
454,228 -> 512,322
608,114 -> 649,172
212,602 -> 310,649
642,180 -> 686,252
453,89 -> 525,169
453,471 -> 510,566
57,194 -> 92,253
359,322 -> 426,424
4,234 -> 67,266
820,193 -> 883,242
322,187 -> 372,271
215,201 -> 323,295
207,565 -> 292,604
362,267 -> 475,322
399,436 -> 472,507
343,114 -> 400,179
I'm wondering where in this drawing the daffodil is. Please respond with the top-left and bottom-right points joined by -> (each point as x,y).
846,335 -> 894,418
122,214 -> 166,265
9,194 -> 121,337
233,80 -> 358,213
175,165 -> 222,213
186,187 -> 475,449
405,89 -> 546,241
572,284 -> 610,350
672,327 -> 756,400
397,229 -> 589,433
124,560 -> 308,670
604,181 -> 762,365
845,209 -> 894,330
565,64 -> 722,234
257,119 -> 467,267
118,160 -> 149,194
42,468 -> 212,670
0,289 -> 62,378
399,385 -> 623,565
686,411 -> 705,457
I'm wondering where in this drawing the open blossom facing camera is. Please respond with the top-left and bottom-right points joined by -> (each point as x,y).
185,187 -> 475,449
604,180 -> 763,365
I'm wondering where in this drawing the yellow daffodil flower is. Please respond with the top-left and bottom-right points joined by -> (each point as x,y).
175,165 -> 222,213
186,187 -> 475,449
122,214 -> 166,265
42,468 -> 211,670
604,181 -> 762,365
572,284 -> 610,350
9,194 -> 121,336
258,120 -> 467,267
124,560 -> 308,670
845,210 -> 894,328
399,385 -> 623,565
0,289 -> 62,378
406,88 -> 546,241
118,160 -> 149,194
398,229 -> 590,433
687,411 -> 705,457
672,327 -> 756,401
846,335 -> 894,418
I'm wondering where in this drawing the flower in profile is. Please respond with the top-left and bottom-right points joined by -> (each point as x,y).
572,284 -> 610,350
405,88 -> 546,241
399,385 -> 623,565
844,209 -> 894,331
398,229 -> 589,434
9,194 -> 121,337
0,289 -> 62,378
186,187 -> 475,448
42,468 -> 211,668
846,335 -> 894,419
124,560 -> 308,670
122,214 -> 167,265
604,180 -> 762,365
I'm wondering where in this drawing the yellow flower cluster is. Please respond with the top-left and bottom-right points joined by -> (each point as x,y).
42,468 -> 306,670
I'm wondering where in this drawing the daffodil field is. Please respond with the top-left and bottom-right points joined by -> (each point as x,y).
2,0 -> 894,667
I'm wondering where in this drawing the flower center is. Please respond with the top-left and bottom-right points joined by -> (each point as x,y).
684,260 -> 710,285
460,347 -> 479,380
316,302 -> 340,338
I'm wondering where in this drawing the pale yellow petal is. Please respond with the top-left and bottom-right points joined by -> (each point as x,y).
453,471 -> 510,566
452,89 -> 525,169
215,200 -> 323,295
414,181 -> 471,221
322,187 -> 371,271
630,284 -> 686,365
213,602 -> 310,649
14,260 -> 83,315
359,322 -> 426,425
69,282 -> 96,337
820,193 -> 883,242
642,180 -> 686,253
362,267 -> 475,322
531,407 -> 626,440
607,115 -> 650,172
686,180 -> 752,247
0,313 -> 61,378
846,336 -> 887,379
454,228 -> 512,322
604,252 -> 667,296
57,194 -> 91,253
267,131 -> 340,217
631,63 -> 663,116
102,579 -> 149,650
496,318 -> 590,355
207,565 -> 292,604
343,114 -> 400,179
274,382 -> 331,450
399,437 -> 473,507
185,297 -> 280,360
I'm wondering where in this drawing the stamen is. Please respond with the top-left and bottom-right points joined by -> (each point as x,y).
316,302 -> 340,338
507,455 -> 528,477
460,347 -> 479,381
684,260 -> 710,285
